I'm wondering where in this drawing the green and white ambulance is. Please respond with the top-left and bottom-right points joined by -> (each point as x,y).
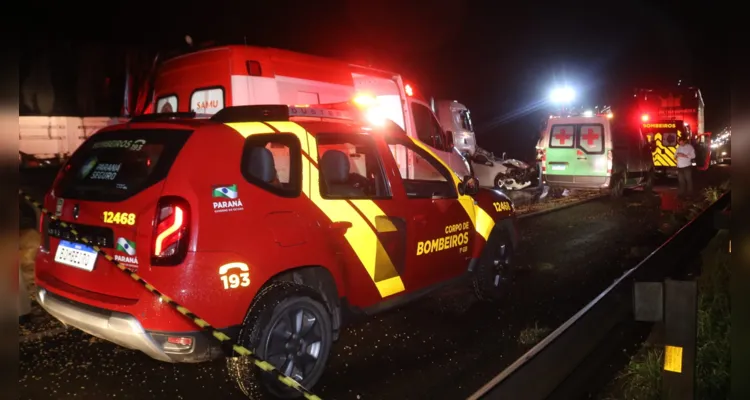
536,112 -> 654,197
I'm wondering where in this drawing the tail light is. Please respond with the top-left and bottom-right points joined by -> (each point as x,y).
606,150 -> 613,175
151,197 -> 190,266
537,149 -> 547,173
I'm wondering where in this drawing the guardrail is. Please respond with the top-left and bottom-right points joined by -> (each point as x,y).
469,191 -> 730,400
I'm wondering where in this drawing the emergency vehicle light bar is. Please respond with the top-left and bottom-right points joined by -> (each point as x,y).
210,104 -> 358,124
130,111 -> 201,122
210,105 -> 290,123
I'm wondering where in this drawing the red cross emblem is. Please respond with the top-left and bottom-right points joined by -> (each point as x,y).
554,129 -> 572,145
581,128 -> 600,146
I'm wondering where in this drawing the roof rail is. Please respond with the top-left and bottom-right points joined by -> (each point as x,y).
128,112 -> 199,123
210,104 -> 357,124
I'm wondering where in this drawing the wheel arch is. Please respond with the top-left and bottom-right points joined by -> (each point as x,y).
259,265 -> 343,340
493,172 -> 506,189
470,188 -> 519,258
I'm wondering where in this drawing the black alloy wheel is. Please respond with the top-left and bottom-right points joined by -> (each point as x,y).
227,282 -> 333,399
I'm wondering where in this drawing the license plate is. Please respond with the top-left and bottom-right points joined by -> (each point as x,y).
551,164 -> 567,171
54,240 -> 98,272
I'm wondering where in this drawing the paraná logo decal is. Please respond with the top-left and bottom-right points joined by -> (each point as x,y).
212,184 -> 244,213
114,237 -> 138,268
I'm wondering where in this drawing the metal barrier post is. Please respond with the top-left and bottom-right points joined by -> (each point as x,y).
662,279 -> 698,400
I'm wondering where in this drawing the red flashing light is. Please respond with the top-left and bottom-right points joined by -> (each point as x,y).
641,114 -> 649,122
405,84 -> 414,97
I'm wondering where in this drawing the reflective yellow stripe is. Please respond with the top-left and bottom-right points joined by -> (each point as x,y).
474,207 -> 495,242
664,155 -> 676,167
224,122 -> 276,137
654,153 -> 667,166
653,153 -> 664,166
652,133 -> 678,167
407,139 -> 490,240
375,276 -> 406,297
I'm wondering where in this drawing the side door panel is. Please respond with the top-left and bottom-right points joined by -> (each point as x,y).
308,131 -> 410,305
380,137 -> 472,291
576,123 -> 607,176
545,124 -> 577,175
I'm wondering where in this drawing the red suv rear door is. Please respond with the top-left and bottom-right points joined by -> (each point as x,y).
41,127 -> 193,301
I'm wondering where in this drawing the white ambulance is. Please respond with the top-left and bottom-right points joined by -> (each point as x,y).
149,45 -> 472,179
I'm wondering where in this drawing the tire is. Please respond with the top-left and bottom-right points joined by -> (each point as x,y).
472,229 -> 514,301
227,281 -> 333,399
494,173 -> 506,190
610,172 -> 625,198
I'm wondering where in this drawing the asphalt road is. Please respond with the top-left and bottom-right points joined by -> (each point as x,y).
19,165 -> 730,400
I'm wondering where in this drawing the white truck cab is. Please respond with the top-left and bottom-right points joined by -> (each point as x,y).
434,100 -> 477,156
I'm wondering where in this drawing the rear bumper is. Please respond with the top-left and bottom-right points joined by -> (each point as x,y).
37,287 -> 234,363
654,167 -> 678,177
543,174 -> 610,189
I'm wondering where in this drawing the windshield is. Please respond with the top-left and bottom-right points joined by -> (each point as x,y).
58,129 -> 193,202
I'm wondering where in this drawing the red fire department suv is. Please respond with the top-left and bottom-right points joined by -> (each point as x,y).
34,103 -> 518,398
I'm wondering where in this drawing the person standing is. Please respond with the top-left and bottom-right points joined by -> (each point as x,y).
675,136 -> 696,197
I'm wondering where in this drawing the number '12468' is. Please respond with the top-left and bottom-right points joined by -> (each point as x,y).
102,211 -> 136,225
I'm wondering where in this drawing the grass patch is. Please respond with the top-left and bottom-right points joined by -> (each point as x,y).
606,229 -> 730,399
518,322 -> 550,346
685,180 -> 730,221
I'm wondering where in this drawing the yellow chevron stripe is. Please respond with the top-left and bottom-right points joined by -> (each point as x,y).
406,139 -> 494,241
267,122 -> 405,298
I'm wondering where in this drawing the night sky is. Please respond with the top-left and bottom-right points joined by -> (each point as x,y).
21,0 -> 729,160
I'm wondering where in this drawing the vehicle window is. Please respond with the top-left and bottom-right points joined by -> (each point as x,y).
241,133 -> 301,197
577,124 -> 604,153
429,114 -> 446,150
190,87 -> 225,115
58,129 -> 192,202
316,133 -> 390,199
459,110 -> 474,132
549,125 -> 575,148
412,103 -> 436,145
156,95 -> 178,113
384,136 -> 457,199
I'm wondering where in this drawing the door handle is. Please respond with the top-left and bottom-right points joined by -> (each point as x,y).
329,221 -> 352,233
413,215 -> 427,225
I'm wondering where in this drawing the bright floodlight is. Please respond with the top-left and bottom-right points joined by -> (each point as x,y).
550,87 -> 575,103
583,110 -> 593,117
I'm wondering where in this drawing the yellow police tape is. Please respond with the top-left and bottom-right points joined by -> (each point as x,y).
19,190 -> 322,400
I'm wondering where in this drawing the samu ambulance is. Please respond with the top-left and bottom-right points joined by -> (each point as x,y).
148,44 -> 472,180
536,108 -> 654,197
